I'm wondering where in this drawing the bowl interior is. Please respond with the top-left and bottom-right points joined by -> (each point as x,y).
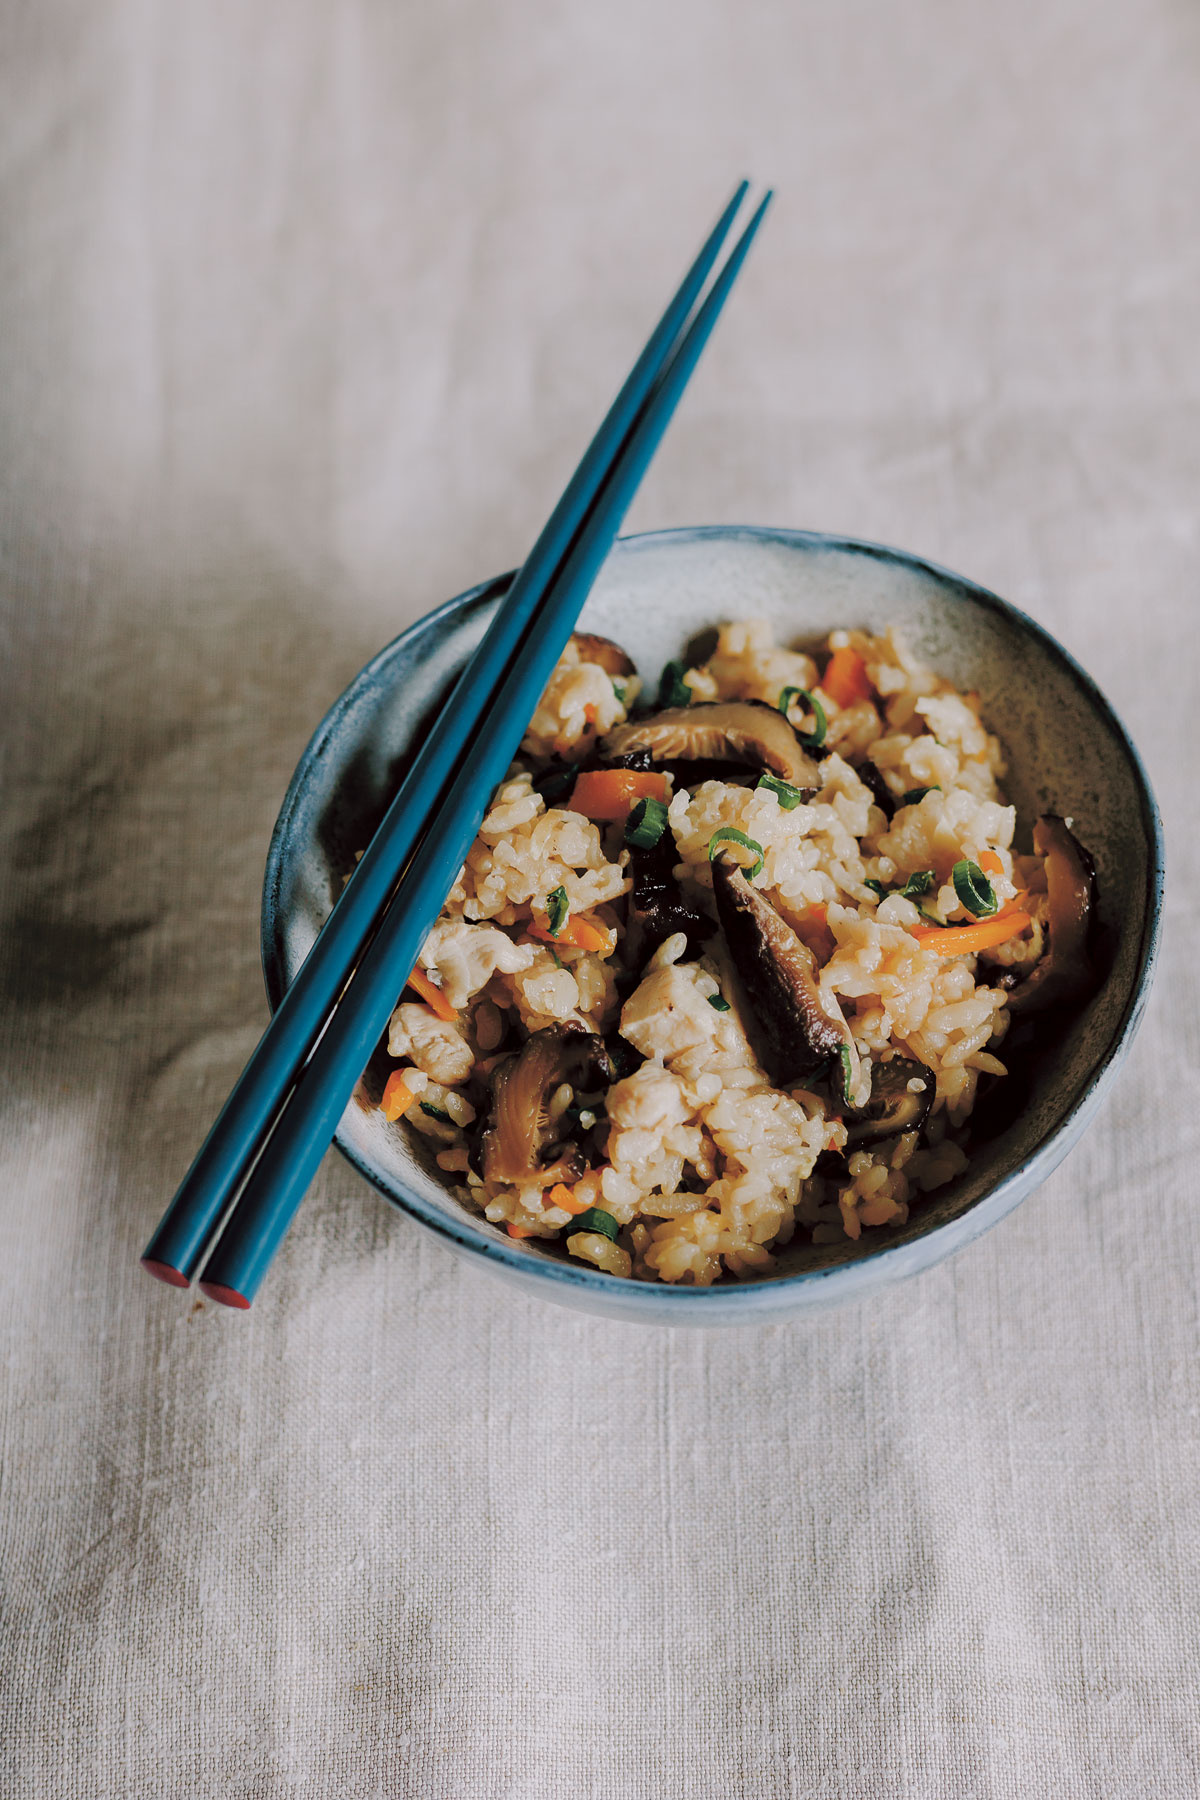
262,527 -> 1160,1314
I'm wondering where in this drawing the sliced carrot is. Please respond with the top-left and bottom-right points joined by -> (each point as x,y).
547,1182 -> 591,1216
979,851 -> 1004,877
567,767 -> 668,821
912,910 -> 1032,957
822,647 -> 873,709
404,965 -> 457,1021
997,889 -> 1029,919
804,903 -> 829,925
528,913 -> 615,956
507,1222 -> 533,1239
379,1070 -> 417,1121
583,703 -> 598,726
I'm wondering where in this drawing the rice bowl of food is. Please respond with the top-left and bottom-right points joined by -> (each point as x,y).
262,528 -> 1163,1323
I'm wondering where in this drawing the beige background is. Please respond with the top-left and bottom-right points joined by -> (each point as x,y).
2,2 -> 1197,1795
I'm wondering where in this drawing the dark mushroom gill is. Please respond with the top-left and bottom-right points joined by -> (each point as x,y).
844,1058 -> 935,1147
1005,815 -> 1097,1015
604,700 -> 820,787
481,1023 -> 613,1186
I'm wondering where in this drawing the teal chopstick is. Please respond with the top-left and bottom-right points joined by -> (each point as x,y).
140,183 -> 750,1287
198,191 -> 772,1308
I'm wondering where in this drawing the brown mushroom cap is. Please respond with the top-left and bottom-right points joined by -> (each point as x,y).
603,701 -> 820,787
711,855 -> 849,1084
481,1023 -> 613,1187
1006,815 -> 1097,1015
570,632 -> 636,678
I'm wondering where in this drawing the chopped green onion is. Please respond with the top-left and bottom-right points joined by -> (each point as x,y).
420,1102 -> 453,1125
549,948 -> 563,969
545,885 -> 569,936
612,680 -> 627,706
778,686 -> 827,750
707,827 -> 765,882
898,785 -> 939,807
837,1045 -> 855,1108
569,1207 -> 619,1243
866,870 -> 934,904
756,771 -> 809,811
625,796 -> 669,850
534,763 -> 579,804
658,660 -> 692,708
952,859 -> 997,918
707,994 -> 731,1012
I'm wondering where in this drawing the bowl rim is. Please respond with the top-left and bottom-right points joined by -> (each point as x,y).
262,523 -> 1165,1314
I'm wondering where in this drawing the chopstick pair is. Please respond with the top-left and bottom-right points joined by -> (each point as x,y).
142,180 -> 773,1307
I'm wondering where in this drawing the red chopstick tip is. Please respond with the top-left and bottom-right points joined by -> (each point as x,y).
199,1280 -> 252,1310
141,1257 -> 190,1289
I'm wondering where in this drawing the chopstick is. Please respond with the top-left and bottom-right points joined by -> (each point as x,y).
196,189 -> 772,1308
140,182 -> 752,1290
145,184 -> 772,1306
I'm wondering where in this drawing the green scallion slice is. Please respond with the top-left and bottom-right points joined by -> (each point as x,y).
707,994 -> 731,1012
420,1102 -> 453,1125
658,660 -> 692,708
625,796 -> 669,850
534,762 -> 579,804
756,771 -> 808,811
545,885 -> 569,936
708,826 -> 764,881
612,680 -> 627,706
952,859 -> 998,918
837,1044 -> 855,1108
867,870 -> 935,905
778,686 -> 827,750
569,1207 -> 619,1243
898,785 -> 939,807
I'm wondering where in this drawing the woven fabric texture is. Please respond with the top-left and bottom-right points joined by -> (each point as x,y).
1,2 -> 1197,1795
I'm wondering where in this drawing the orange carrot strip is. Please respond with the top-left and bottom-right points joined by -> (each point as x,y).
822,647 -> 873,709
912,910 -> 1032,957
379,1070 -> 417,1121
528,914 -> 615,956
979,851 -> 1004,877
583,703 -> 598,726
507,1223 -> 533,1239
404,965 -> 457,1021
997,889 -> 1029,919
567,768 -> 668,821
548,1182 -> 591,1216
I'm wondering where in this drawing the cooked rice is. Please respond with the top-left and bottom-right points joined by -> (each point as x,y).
377,618 -> 1058,1285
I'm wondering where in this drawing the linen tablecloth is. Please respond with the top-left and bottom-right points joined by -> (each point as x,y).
2,3 -> 1197,1794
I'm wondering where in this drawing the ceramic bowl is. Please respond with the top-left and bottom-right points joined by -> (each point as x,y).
262,527 -> 1163,1324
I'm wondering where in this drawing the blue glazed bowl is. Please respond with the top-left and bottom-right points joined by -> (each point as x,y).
262,527 -> 1163,1324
